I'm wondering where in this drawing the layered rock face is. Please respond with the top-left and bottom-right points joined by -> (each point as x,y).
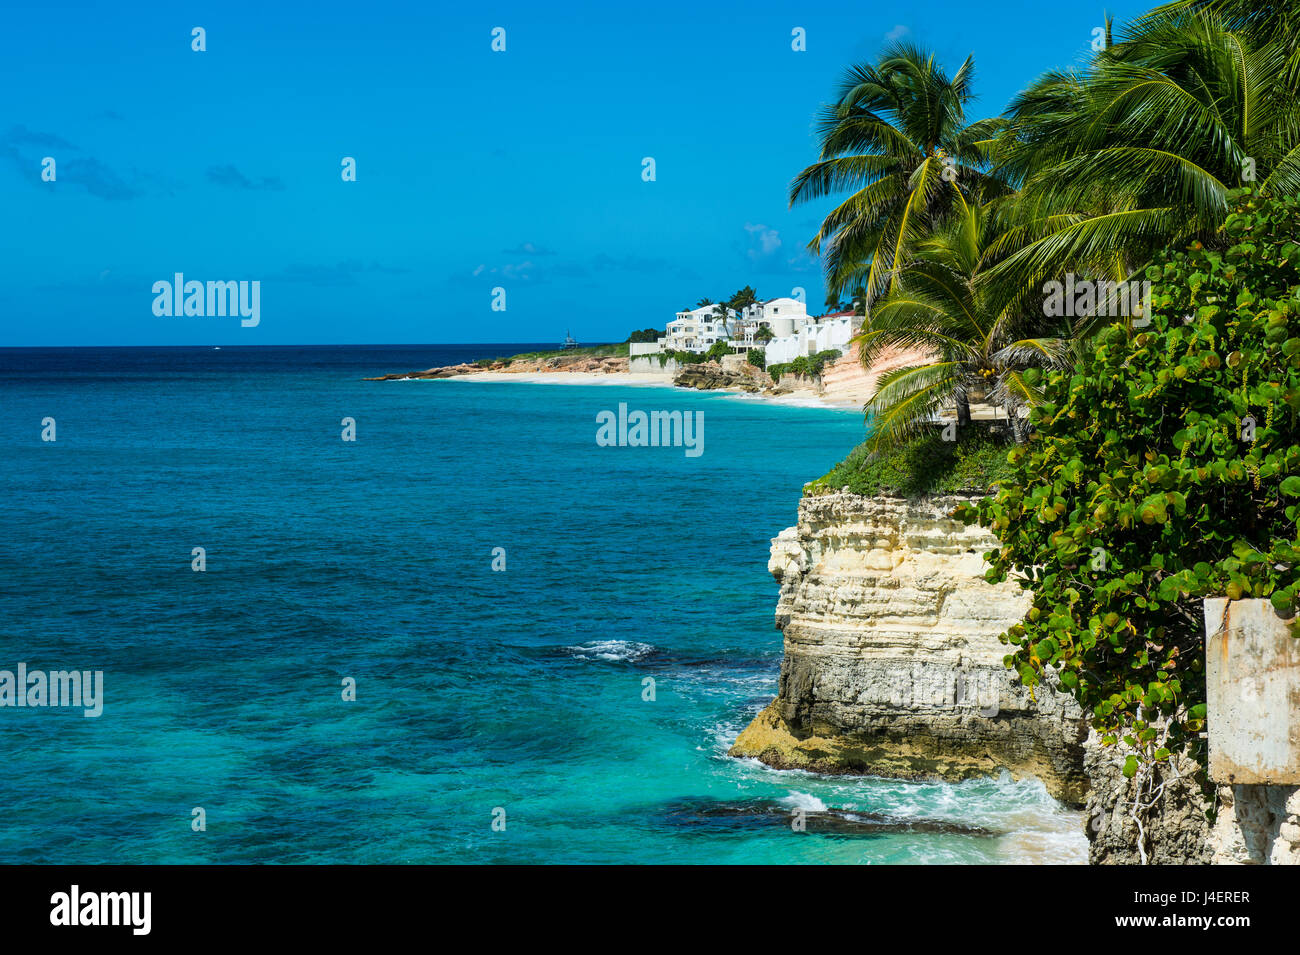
816,342 -> 934,408
730,491 -> 1090,805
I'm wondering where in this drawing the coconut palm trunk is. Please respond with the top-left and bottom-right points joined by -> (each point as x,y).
855,200 -> 1070,452
956,394 -> 972,427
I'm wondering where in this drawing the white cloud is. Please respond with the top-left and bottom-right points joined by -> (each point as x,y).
744,223 -> 782,258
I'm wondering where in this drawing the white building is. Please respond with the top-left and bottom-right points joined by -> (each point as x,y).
643,296 -> 857,365
764,309 -> 858,367
740,296 -> 810,344
661,304 -> 737,353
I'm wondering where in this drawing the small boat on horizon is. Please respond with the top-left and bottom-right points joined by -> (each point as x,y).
560,330 -> 579,350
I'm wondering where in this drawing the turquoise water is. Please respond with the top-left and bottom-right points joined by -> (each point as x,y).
0,346 -> 1083,863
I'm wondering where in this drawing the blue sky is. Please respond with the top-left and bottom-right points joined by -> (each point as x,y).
0,0 -> 1149,346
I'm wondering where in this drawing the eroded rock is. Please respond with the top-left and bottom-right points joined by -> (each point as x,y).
730,491 -> 1090,806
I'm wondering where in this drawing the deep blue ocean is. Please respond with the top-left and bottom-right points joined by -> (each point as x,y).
0,345 -> 1083,863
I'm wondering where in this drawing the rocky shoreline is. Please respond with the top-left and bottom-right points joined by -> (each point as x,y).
364,352 -> 630,380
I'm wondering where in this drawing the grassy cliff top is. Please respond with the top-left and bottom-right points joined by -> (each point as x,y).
487,343 -> 629,363
805,427 -> 1016,498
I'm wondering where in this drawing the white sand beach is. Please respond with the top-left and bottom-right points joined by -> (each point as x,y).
437,368 -> 862,410
425,343 -> 934,412
448,370 -> 676,386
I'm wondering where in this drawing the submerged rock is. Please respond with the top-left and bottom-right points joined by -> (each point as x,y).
655,797 -> 999,837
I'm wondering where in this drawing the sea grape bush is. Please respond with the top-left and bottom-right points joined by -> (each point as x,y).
957,189 -> 1300,770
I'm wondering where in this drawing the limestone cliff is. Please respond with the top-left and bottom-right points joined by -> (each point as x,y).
730,491 -> 1090,805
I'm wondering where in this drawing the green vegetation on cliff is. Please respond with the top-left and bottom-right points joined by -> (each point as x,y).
769,349 -> 844,384
481,342 -> 628,363
960,189 -> 1300,770
806,426 -> 1015,497
656,348 -> 708,366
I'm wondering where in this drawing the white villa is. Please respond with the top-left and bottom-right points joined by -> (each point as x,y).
627,296 -> 861,368
660,304 -> 737,352
739,296 -> 808,342
763,309 -> 858,365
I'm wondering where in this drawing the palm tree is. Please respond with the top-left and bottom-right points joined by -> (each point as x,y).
989,7 -> 1300,300
1155,0 -> 1300,50
726,286 -> 760,313
712,302 -> 736,340
858,201 -> 1071,450
790,44 -> 1010,305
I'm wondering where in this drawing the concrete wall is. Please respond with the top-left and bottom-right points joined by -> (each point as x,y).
768,317 -> 796,339
810,316 -> 854,354
1204,598 -> 1300,863
628,356 -> 679,376
1206,598 -> 1300,784
763,336 -> 811,366
764,318 -> 852,366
